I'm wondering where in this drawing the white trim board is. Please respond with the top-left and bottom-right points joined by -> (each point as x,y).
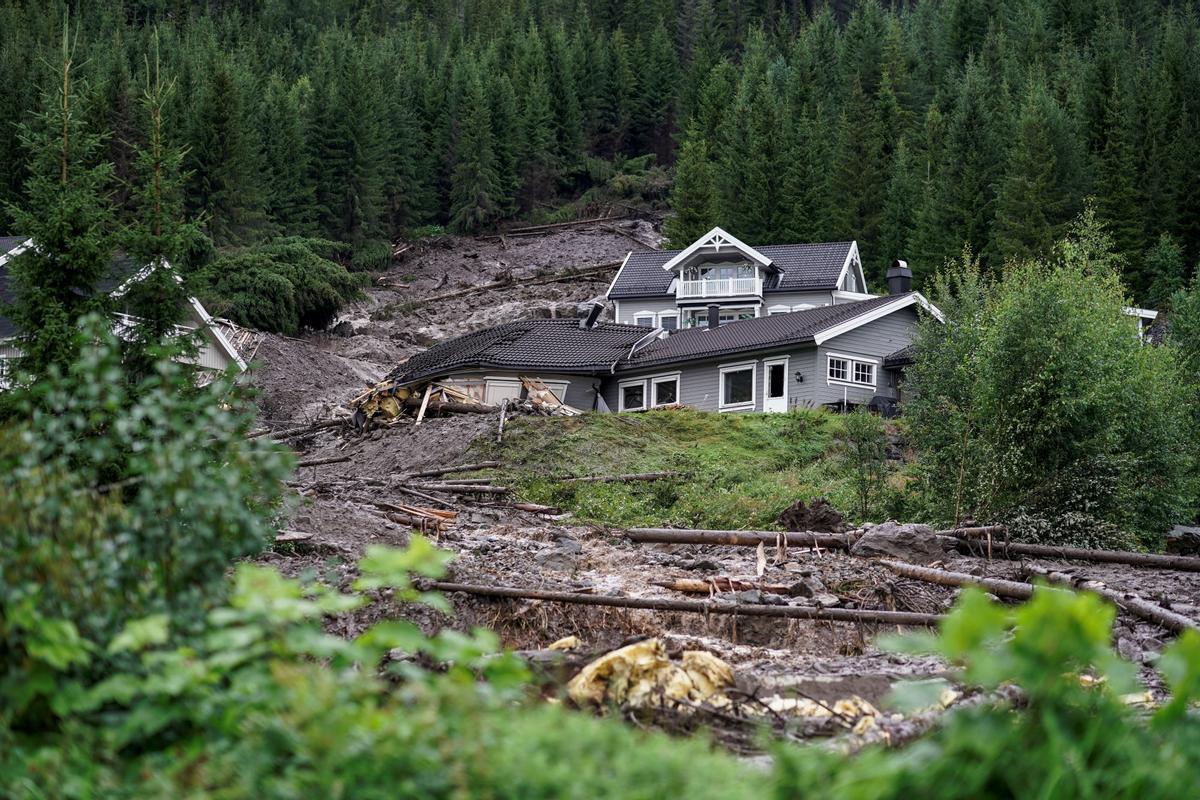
604,251 -> 633,299
813,292 -> 943,345
661,227 -> 772,273
833,242 -> 867,294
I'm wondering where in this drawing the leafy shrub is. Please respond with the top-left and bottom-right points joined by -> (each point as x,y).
842,409 -> 890,520
196,237 -> 363,334
775,588 -> 1200,799
907,215 -> 1198,547
0,319 -> 290,728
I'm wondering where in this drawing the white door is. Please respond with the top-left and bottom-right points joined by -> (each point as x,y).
763,358 -> 788,413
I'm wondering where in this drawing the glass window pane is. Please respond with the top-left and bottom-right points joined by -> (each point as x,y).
660,315 -> 678,331
724,369 -> 753,404
622,384 -> 644,409
635,316 -> 653,327
828,358 -> 847,381
654,379 -> 677,405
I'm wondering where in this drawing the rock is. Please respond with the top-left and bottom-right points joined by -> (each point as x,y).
789,576 -> 828,598
680,558 -> 722,572
777,498 -> 845,533
535,539 -> 583,571
849,520 -> 948,565
760,592 -> 788,606
1166,525 -> 1200,556
812,593 -> 841,608
734,590 -> 763,604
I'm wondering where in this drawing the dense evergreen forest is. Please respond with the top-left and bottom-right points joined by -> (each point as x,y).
1,0 -> 1198,300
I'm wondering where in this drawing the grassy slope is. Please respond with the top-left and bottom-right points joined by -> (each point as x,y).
472,408 -> 863,529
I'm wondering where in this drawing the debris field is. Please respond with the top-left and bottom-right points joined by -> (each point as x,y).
248,221 -> 1200,754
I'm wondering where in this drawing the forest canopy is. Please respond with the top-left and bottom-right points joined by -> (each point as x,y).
0,0 -> 1197,302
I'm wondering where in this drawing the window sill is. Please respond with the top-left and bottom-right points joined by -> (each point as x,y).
827,379 -> 876,389
718,402 -> 755,413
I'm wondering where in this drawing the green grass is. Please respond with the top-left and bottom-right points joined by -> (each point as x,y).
471,408 -> 864,529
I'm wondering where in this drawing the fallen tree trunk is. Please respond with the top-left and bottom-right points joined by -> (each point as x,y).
295,455 -> 351,469
949,536 -> 1200,572
401,397 -> 494,415
565,471 -> 679,484
428,581 -> 942,626
651,577 -> 793,595
879,559 -> 1040,601
934,525 -> 1008,538
1025,566 -> 1200,634
416,261 -> 620,305
411,483 -> 509,495
500,214 -> 625,235
407,461 -> 502,479
507,501 -> 561,514
627,528 -> 859,550
275,529 -> 314,543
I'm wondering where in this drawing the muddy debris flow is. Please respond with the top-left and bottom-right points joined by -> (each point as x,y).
249,222 -> 1200,753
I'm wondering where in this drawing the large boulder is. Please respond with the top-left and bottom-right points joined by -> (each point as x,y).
850,520 -> 948,565
778,498 -> 845,532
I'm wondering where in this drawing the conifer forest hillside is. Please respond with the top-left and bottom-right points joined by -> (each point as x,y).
1,0 -> 1199,299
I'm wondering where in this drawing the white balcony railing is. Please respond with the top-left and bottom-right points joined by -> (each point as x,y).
677,277 -> 762,299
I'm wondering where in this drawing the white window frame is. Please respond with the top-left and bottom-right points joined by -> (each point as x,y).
792,303 -> 818,311
766,305 -> 792,316
618,377 -> 648,411
718,360 -> 757,412
633,310 -> 656,328
649,372 -> 681,407
657,312 -> 679,330
682,305 -> 760,328
853,361 -> 875,386
825,352 -> 878,389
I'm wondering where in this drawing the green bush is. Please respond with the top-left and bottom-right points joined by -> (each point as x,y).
0,319 -> 291,728
351,238 -> 393,272
196,237 -> 363,334
774,587 -> 1200,799
907,215 -> 1198,547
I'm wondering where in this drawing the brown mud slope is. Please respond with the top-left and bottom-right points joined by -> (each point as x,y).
250,221 -> 1200,752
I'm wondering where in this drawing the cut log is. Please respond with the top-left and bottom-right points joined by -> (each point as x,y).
406,461 -> 502,479
414,384 -> 433,426
508,502 -> 561,514
652,577 -> 793,595
416,261 -> 620,305
878,559 -> 1042,601
275,530 -> 314,543
500,214 -> 624,235
295,455 -> 351,468
948,536 -> 1200,573
434,478 -> 494,486
429,582 -> 942,626
627,528 -> 859,550
1025,566 -> 1200,634
391,484 -> 460,508
565,471 -> 679,484
401,396 -> 494,415
497,398 -> 508,444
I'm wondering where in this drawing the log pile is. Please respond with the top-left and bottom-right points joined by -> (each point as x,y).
350,380 -> 495,425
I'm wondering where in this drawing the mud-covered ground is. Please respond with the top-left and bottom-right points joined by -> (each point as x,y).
246,221 -> 1200,752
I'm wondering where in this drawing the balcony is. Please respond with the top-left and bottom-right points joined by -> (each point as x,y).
676,276 -> 763,299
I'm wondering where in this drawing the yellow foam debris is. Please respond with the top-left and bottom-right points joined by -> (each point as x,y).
548,635 -> 582,651
565,638 -> 735,709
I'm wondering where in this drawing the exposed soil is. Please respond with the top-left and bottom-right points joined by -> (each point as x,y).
246,220 -> 1200,753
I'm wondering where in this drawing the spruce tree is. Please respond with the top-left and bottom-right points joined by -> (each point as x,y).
663,123 -> 716,247
1142,233 -> 1186,310
448,68 -> 501,234
822,79 -> 885,271
1093,74 -> 1145,264
121,44 -> 202,376
993,81 -> 1066,264
4,26 -> 115,380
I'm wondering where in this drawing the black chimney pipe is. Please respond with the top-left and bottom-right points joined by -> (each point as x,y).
579,301 -> 604,329
886,260 -> 912,295
707,304 -> 720,329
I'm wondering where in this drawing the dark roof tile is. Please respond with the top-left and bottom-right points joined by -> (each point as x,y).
618,294 -> 908,370
385,319 -> 652,385
608,241 -> 855,299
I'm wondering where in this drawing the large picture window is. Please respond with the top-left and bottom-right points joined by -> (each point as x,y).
719,362 -> 756,411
